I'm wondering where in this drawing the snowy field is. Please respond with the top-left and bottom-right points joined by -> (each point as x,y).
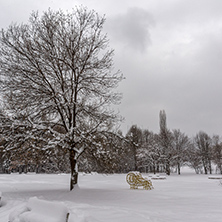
0,168 -> 222,222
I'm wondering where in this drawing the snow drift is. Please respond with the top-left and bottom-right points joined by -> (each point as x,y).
9,197 -> 69,222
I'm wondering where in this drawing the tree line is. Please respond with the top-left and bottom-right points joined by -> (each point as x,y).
126,110 -> 222,175
1,109 -> 222,175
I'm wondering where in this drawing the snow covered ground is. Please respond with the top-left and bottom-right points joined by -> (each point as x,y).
0,168 -> 222,222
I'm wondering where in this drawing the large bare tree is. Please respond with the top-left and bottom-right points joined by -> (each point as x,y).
0,7 -> 123,190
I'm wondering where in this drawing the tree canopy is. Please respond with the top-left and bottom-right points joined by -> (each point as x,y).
0,7 -> 123,190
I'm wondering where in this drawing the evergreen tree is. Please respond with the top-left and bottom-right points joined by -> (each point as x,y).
159,110 -> 173,175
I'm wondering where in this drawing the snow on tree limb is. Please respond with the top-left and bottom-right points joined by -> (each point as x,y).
0,7 -> 123,189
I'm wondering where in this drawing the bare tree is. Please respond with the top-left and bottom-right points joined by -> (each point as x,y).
212,135 -> 222,174
137,131 -> 162,174
0,109 -> 6,173
0,7 -> 123,190
171,129 -> 190,175
194,131 -> 212,174
186,143 -> 202,174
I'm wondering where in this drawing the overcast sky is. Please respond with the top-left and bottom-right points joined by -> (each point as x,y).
1,0 -> 222,136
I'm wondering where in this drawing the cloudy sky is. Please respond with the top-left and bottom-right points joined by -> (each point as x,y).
1,0 -> 222,136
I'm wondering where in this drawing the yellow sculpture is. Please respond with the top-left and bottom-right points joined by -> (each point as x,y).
126,172 -> 154,190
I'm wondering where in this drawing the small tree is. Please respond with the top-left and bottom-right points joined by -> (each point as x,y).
171,129 -> 190,175
194,131 -> 212,174
212,135 -> 222,174
126,125 -> 143,171
137,131 -> 162,174
186,143 -> 202,174
0,7 -> 123,190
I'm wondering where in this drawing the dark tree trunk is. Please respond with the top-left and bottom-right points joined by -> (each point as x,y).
153,164 -> 156,174
69,149 -> 78,191
219,164 -> 222,174
208,160 -> 212,174
178,162 -> 181,175
157,165 -> 159,173
166,165 -> 170,175
133,145 -> 137,171
166,160 -> 170,175
202,159 -> 208,174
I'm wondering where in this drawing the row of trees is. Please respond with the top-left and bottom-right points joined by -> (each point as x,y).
126,110 -> 222,175
1,108 -> 222,176
81,110 -> 222,175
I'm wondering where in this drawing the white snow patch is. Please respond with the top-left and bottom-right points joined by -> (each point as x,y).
0,168 -> 221,222
149,174 -> 166,180
9,197 -> 69,222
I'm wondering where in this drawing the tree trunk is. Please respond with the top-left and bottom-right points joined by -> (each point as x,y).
133,145 -> 137,171
177,162 -> 181,175
203,165 -> 208,174
208,160 -> 212,174
69,149 -> 78,191
166,164 -> 170,175
219,164 -> 222,174
157,165 -> 159,173
165,159 -> 170,175
153,164 -> 156,174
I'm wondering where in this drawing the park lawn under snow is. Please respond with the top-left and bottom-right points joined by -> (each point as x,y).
0,168 -> 222,222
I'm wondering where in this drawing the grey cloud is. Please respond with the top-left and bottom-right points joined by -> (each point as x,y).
117,22 -> 222,136
156,0 -> 222,27
2,0 -> 222,137
105,7 -> 155,53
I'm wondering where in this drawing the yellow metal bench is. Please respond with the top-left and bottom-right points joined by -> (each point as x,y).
126,172 -> 153,190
